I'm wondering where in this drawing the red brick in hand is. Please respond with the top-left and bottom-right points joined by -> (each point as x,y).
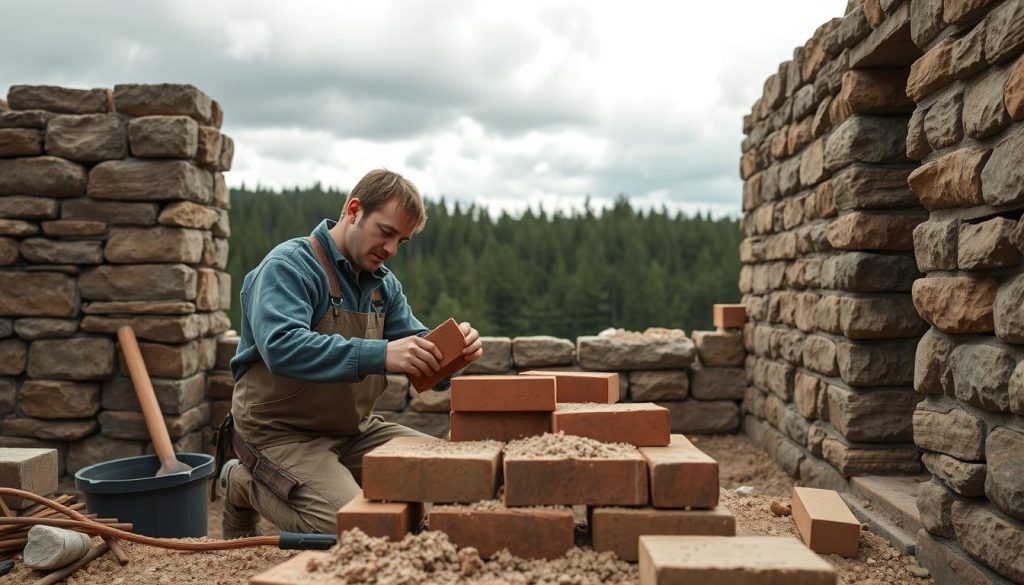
450,375 -> 556,411
639,434 -> 719,509
335,491 -> 422,541
362,436 -> 502,503
551,403 -> 670,446
409,318 -> 473,392
429,506 -> 574,559
519,370 -> 619,403
449,411 -> 552,442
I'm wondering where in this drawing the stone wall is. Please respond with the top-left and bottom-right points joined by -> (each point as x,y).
903,1 -> 1024,583
0,84 -> 234,477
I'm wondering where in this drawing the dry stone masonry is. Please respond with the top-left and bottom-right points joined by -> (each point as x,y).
0,84 -> 233,476
743,2 -> 1024,583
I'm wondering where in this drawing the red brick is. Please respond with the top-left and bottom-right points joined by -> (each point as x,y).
336,491 -> 422,541
791,486 -> 860,558
449,411 -> 551,442
450,375 -> 556,411
429,506 -> 574,559
591,506 -> 735,562
503,452 -> 648,506
519,370 -> 619,403
639,434 -> 719,509
638,535 -> 837,584
551,403 -> 670,446
362,437 -> 502,503
713,304 -> 747,329
409,318 -> 472,392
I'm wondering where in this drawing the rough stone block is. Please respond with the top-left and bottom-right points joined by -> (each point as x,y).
923,452 -> 987,496
158,201 -> 218,230
827,385 -> 919,442
629,370 -> 689,401
831,164 -> 918,210
985,427 -> 1024,523
994,272 -> 1024,344
984,0 -> 1024,64
80,314 -> 204,343
3,418 -> 96,442
45,114 -> 126,162
0,339 -> 26,375
836,338 -> 916,387
639,434 -> 719,509
981,124 -> 1024,207
907,37 -> 955,100
577,332 -> 695,370
0,448 -> 59,509
692,330 -> 744,367
65,434 -> 144,476
19,380 -> 99,419
950,342 -> 1018,412
7,85 -> 108,114
914,406 -> 986,461
839,295 -> 926,339
98,403 -> 209,441
1007,53 -> 1024,120
61,199 -> 157,225
823,437 -> 921,475
826,211 -> 924,251
450,375 -> 555,412
803,335 -> 839,377
462,336 -> 512,374
113,84 -> 213,124
105,226 -> 204,264
19,238 -> 102,264
657,400 -> 740,434
916,528 -> 1014,585
792,486 -> 860,557
829,252 -> 919,292
592,506 -> 735,562
914,219 -> 958,271
128,115 -> 199,159
0,128 -> 42,157
907,105 -> 930,160
429,505 -> 573,559
0,196 -> 58,220
26,337 -> 114,380
0,156 -> 86,197
924,90 -> 964,150
335,491 -> 422,542
88,160 -> 212,203
195,126 -> 222,167
824,115 -> 908,172
689,367 -> 744,401
964,66 -> 1012,138
81,264 -> 197,301
103,373 -> 206,415
362,437 -> 500,503
913,276 -> 998,333
909,147 -> 990,210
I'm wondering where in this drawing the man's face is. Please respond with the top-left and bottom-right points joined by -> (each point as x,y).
344,198 -> 417,273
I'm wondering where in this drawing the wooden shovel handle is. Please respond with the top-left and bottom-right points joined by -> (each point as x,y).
116,326 -> 178,469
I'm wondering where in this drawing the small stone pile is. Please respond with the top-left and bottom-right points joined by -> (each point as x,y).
0,84 -> 233,475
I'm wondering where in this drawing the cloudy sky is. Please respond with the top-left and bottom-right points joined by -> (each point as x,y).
1,1 -> 841,217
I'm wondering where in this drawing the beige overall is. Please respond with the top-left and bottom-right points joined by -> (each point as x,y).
225,237 -> 429,534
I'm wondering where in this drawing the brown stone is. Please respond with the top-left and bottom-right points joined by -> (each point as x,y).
839,295 -> 926,339
88,160 -> 212,203
689,367 -> 744,401
81,264 -> 196,301
26,337 -> 115,380
953,21 -> 988,80
822,437 -> 921,476
692,330 -> 744,367
827,385 -> 919,442
81,314 -> 204,343
105,226 -> 204,263
981,124 -> 1024,207
837,69 -> 913,116
836,338 -> 917,387
951,501 -> 1024,582
195,268 -> 219,311
19,238 -> 102,264
826,211 -> 924,251
911,0 -> 945,47
0,196 -> 58,220
99,403 -> 209,441
824,116 -> 909,172
1007,53 -> 1024,120
102,373 -> 206,415
994,273 -> 1024,343
924,90 -> 964,150
203,236 -> 229,269
656,400 -> 739,434
40,220 -> 105,237
913,276 -> 998,334
950,342 -> 1017,412
984,0 -> 1024,64
907,105 -> 930,160
958,217 -> 1021,269
132,341 -> 200,379
577,333 -> 695,370
0,338 -> 27,375
918,478 -> 959,538
158,201 -> 218,229
0,128 -> 42,157
984,428 -> 1024,523
0,238 -> 15,265
113,84 -> 213,124
13,318 -> 77,339
831,165 -> 917,210
964,67 -> 1012,139
924,453 -> 987,496
217,135 -> 234,172
914,219 -> 959,271
45,114 -> 126,162
65,434 -> 145,475
627,370 -> 688,401
0,272 -> 77,317
1014,359 -> 1024,416
907,38 -> 955,100
128,115 -> 199,159
0,220 -> 37,237
2,418 -> 96,441
914,329 -> 956,394
60,199 -> 158,225
19,380 -> 100,419
7,85 -> 108,114
0,156 -> 86,197
908,147 -> 990,210
195,126 -> 222,167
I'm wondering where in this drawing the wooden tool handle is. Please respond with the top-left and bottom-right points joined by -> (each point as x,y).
116,326 -> 178,469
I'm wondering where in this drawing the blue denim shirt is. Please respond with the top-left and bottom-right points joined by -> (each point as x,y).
230,219 -> 430,383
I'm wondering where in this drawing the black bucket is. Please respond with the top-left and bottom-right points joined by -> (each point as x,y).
74,453 -> 214,538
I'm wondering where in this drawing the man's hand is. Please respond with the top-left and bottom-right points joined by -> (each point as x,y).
386,335 -> 443,378
460,321 -> 484,362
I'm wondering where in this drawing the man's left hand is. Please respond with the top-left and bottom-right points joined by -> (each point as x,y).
460,321 -> 483,362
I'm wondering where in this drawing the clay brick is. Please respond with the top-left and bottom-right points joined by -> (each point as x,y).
409,318 -> 472,392
450,375 -> 555,412
519,370 -> 618,403
551,403 -> 670,447
362,437 -> 501,503
449,412 -> 551,442
0,448 -> 58,509
639,434 -> 718,509
591,506 -> 735,562
638,535 -> 836,585
792,486 -> 861,558
429,506 -> 574,559
335,491 -> 422,541
503,452 -> 648,506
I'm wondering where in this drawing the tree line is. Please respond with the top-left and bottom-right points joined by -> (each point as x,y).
227,184 -> 742,339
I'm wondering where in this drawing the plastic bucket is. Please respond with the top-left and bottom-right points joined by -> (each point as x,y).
74,453 -> 214,538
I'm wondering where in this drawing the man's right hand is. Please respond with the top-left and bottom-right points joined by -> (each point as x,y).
385,335 -> 443,378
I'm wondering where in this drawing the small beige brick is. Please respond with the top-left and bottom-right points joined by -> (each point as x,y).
0,448 -> 59,509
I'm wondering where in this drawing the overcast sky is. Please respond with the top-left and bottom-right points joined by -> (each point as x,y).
1,1 -> 842,217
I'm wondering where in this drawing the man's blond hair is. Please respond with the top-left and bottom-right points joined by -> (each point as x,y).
343,169 -> 427,232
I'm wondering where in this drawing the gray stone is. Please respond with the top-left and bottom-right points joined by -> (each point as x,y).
839,296 -> 926,339
827,385 -> 919,442
19,380 -> 100,419
763,360 -> 795,400
375,375 -> 408,412
656,400 -> 739,434
923,90 -> 964,150
983,0 -> 1024,64
3,418 -> 96,441
128,116 -> 199,159
782,405 -> 809,445
692,330 -> 745,367
986,428 -> 1024,523
914,329 -> 955,394
823,437 -> 921,476
84,314 -> 206,344
7,85 -> 108,114
379,411 -> 449,438
81,264 -> 197,302
44,114 -> 126,162
0,319 -> 11,338
409,387 -> 450,413
836,338 -> 917,387
23,524 -> 92,570
0,196 -> 57,220
916,528 -> 1016,585
910,0 -> 944,47
912,406 -> 987,460
0,238 -> 17,265
952,21 -> 988,80
835,5 -> 872,48
777,434 -> 806,477
13,319 -> 76,340
982,125 -> 1024,207
829,252 -> 919,292
628,370 -> 688,401
577,331 -> 695,370
217,134 -> 234,172
101,374 -> 206,415
964,67 -> 1012,139
799,453 -> 850,492
19,238 -> 102,264
995,273 -> 1024,344
462,337 -> 512,374
950,342 -> 1018,412
105,227 -> 204,264
1011,360 -> 1024,416
959,217 -> 1021,270
88,160 -> 212,204
907,105 -> 930,160
951,501 -> 1024,582
98,402 -> 210,441
113,84 -> 213,125
0,273 -> 76,317
824,116 -> 908,172
689,367 -> 745,400
26,337 -> 115,381
923,452 -> 987,496
0,156 -> 86,197
913,219 -> 958,271
802,335 -> 839,377
61,199 -> 158,225
831,165 -> 919,211
918,479 -> 958,538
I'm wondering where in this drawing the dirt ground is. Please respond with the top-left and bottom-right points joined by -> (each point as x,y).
9,433 -> 933,584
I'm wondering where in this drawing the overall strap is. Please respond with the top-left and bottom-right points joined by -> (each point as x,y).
306,236 -> 343,305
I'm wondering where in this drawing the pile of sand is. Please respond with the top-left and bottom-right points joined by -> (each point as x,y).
373,438 -> 503,455
598,327 -> 687,340
503,432 -> 638,459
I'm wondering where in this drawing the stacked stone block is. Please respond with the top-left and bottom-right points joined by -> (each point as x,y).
0,84 -> 233,476
739,3 -> 930,492
901,1 -> 1024,583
